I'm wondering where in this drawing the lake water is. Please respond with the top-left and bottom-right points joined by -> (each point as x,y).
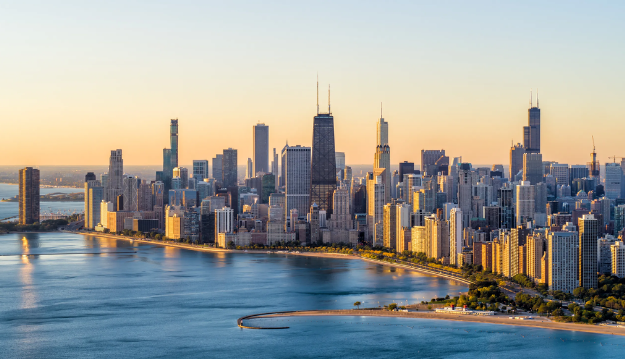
0,183 -> 83,220
0,232 -> 623,358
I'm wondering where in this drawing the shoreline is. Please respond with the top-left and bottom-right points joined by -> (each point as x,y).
241,309 -> 625,337
69,231 -> 470,282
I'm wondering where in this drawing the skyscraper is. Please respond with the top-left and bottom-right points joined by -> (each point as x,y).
192,160 -> 209,182
19,167 -> 40,225
335,152 -> 346,172
509,143 -> 525,180
253,123 -> 269,174
367,169 -> 386,245
246,158 -> 253,179
516,181 -> 536,225
374,144 -> 391,204
169,119 -> 179,168
212,154 -> 223,183
222,148 -> 238,188
449,208 -> 463,266
282,145 -> 311,223
107,149 -> 124,209
605,162 -> 623,199
548,223 -> 579,293
523,152 -> 543,185
421,150 -> 445,176
579,214 -> 599,289
377,114 -> 388,147
524,93 -> 540,153
84,173 -> 103,229
310,96 -> 337,216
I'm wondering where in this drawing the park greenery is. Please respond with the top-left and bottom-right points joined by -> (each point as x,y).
0,219 -> 70,233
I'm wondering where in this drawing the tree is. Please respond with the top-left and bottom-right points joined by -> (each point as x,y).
388,303 -> 398,311
354,301 -> 361,310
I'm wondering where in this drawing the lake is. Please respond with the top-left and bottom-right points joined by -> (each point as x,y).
0,232 -> 623,358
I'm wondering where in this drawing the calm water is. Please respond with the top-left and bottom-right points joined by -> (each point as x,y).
0,232 -> 623,358
0,183 -> 83,219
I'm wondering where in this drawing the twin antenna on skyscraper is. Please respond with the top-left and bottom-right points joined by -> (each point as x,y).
317,74 -> 331,115
529,88 -> 539,108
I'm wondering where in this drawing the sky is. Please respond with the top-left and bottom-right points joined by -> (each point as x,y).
2,1 -> 625,168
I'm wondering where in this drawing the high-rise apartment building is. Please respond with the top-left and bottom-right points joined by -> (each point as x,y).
19,167 -> 40,225
523,153 -> 543,185
310,111 -> 337,216
383,203 -> 397,250
84,173 -> 103,229
107,149 -> 124,208
449,208 -> 463,266
253,123 -> 269,174
222,148 -> 238,188
192,160 -> 209,182
579,214 -> 599,289
509,143 -> 525,180
282,145 -> 311,223
611,241 -> 625,278
548,223 -> 578,293
516,181 -> 536,226
367,169 -> 386,245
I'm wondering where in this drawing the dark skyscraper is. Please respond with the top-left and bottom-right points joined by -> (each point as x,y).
253,123 -> 269,175
398,161 -> 415,180
310,87 -> 337,217
523,92 -> 540,153
579,214 -> 598,289
19,167 -> 40,225
222,148 -> 238,188
107,149 -> 124,208
162,119 -> 179,200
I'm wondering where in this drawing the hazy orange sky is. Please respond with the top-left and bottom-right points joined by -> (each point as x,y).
2,1 -> 624,167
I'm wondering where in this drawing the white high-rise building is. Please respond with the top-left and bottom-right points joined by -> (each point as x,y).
100,201 -> 114,228
282,145 -> 311,223
605,163 -> 623,200
215,207 -> 234,236
516,181 -> 536,225
611,241 -> 625,278
449,208 -> 463,266
367,169 -> 386,245
548,223 -> 579,293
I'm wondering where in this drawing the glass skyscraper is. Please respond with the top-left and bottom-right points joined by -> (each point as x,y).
310,113 -> 337,217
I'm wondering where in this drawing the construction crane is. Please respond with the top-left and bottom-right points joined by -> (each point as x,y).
608,156 -> 625,163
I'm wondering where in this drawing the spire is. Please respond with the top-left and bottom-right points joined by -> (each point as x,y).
536,88 -> 539,108
380,102 -> 383,119
316,74 -> 319,115
328,84 -> 331,114
529,89 -> 532,108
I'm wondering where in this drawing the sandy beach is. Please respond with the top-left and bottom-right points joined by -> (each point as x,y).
243,309 -> 625,337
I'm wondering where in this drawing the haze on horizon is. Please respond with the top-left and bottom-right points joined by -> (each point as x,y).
2,1 -> 624,167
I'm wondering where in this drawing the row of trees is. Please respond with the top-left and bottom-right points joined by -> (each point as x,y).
0,219 -> 69,233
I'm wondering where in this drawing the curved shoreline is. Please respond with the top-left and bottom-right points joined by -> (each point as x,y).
239,309 -> 625,336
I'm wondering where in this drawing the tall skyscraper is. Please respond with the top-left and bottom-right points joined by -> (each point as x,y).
169,119 -> 179,168
383,203 -> 398,249
374,144 -> 391,204
246,158 -> 253,179
611,241 -> 625,278
579,214 -> 599,289
605,162 -> 623,199
192,160 -> 209,182
377,114 -> 388,147
509,143 -> 525,180
84,173 -> 103,229
449,208 -> 463,266
282,145 -> 311,224
367,169 -> 386,245
524,93 -> 540,153
271,148 -> 279,189
222,148 -> 238,188
253,123 -> 269,174
19,167 -> 40,225
212,154 -> 223,183
310,94 -> 337,216
523,152 -> 543,185
107,149 -> 124,209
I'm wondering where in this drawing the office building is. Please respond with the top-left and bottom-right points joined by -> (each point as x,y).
516,181 -> 535,226
222,148 -> 238,188
550,163 -> 569,187
605,163 -> 623,199
579,214 -> 599,289
335,152 -> 346,171
173,167 -> 189,189
524,95 -> 541,153
310,108 -> 337,216
282,145 -> 311,222
421,149 -> 445,176
253,123 -> 269,174
374,144 -> 391,204
509,143 -> 525,180
367,169 -> 386,245
192,160 -> 209,182
246,158 -> 253,179
523,153 -> 543,185
212,154 -> 223,183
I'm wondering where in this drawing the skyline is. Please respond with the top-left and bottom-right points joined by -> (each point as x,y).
3,1 -> 625,166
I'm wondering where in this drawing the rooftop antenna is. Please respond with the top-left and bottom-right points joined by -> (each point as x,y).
536,88 -> 539,108
328,84 -> 331,114
316,74 -> 319,115
592,135 -> 596,152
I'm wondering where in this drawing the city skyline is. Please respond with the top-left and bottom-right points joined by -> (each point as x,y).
2,1 -> 625,166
